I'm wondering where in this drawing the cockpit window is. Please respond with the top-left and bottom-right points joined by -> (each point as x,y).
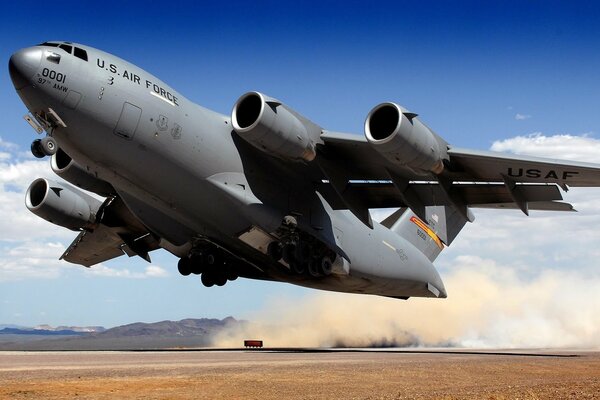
73,47 -> 88,61
39,42 -> 59,47
45,51 -> 61,64
59,44 -> 72,54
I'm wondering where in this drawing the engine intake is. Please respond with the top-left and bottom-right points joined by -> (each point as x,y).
51,149 -> 114,196
365,102 -> 447,174
231,91 -> 319,161
25,178 -> 102,231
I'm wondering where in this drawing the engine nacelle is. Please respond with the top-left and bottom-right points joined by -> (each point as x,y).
231,91 -> 320,161
51,149 -> 114,196
25,178 -> 102,231
364,102 -> 447,174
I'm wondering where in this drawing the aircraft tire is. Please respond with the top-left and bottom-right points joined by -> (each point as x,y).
204,248 -> 223,267
201,272 -> 214,287
307,259 -> 320,277
177,258 -> 192,276
282,244 -> 296,264
319,256 -> 333,276
40,136 -> 58,156
290,261 -> 305,275
214,273 -> 227,287
267,241 -> 282,261
225,265 -> 238,281
31,139 -> 46,158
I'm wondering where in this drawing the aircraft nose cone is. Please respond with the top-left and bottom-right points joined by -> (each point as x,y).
9,48 -> 42,90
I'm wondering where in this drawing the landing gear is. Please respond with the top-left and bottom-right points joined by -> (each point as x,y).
41,136 -> 58,156
271,236 -> 336,278
30,137 -> 58,158
177,243 -> 238,288
177,257 -> 192,276
30,139 -> 45,158
319,256 -> 333,276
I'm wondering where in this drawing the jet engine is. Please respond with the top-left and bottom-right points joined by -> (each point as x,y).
364,102 -> 448,174
51,149 -> 114,196
25,178 -> 102,231
231,91 -> 320,162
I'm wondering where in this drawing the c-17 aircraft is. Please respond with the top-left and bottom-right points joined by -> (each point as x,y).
8,42 -> 600,300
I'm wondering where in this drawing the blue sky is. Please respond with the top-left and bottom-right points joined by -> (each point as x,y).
2,1 -> 600,344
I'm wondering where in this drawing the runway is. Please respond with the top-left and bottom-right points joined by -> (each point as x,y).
1,349 -> 599,399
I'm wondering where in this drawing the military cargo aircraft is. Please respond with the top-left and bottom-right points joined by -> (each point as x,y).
9,42 -> 600,299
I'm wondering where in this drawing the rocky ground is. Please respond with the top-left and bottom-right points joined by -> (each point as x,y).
0,350 -> 598,399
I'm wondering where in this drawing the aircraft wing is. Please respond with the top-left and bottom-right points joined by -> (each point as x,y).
316,131 -> 600,226
445,147 -> 600,187
60,196 -> 160,267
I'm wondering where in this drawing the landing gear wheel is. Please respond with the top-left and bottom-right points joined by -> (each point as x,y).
319,256 -> 333,276
307,259 -> 321,277
204,249 -> 223,267
31,139 -> 45,158
214,273 -> 227,287
201,273 -> 214,287
267,241 -> 282,261
227,272 -> 238,281
177,258 -> 192,276
282,244 -> 296,265
225,263 -> 238,281
40,136 -> 58,156
290,261 -> 306,275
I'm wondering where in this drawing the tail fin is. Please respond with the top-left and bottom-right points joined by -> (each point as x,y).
381,206 -> 473,262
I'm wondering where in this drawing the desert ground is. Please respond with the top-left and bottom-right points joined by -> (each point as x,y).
0,349 -> 599,399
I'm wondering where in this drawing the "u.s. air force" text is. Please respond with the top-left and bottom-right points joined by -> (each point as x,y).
96,58 -> 179,106
507,168 -> 579,180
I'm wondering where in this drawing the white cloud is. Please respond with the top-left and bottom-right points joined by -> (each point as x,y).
514,113 -> 531,120
84,264 -> 169,279
490,132 -> 600,162
0,240 -> 76,282
0,157 -> 74,242
0,139 -> 169,282
0,137 -> 19,151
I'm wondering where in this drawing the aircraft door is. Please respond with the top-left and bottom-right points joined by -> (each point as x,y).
114,102 -> 141,140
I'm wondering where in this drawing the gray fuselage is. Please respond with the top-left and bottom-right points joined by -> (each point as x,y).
10,42 -> 446,299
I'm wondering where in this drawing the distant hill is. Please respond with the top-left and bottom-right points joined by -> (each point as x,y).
0,328 -> 84,336
98,317 -> 236,338
0,324 -> 30,330
0,317 -> 240,350
34,324 -> 106,333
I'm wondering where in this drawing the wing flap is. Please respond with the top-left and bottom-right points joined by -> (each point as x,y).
60,196 -> 160,267
317,182 -> 564,210
61,226 -> 126,267
472,201 -> 575,212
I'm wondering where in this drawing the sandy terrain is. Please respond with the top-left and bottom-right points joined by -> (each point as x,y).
0,349 -> 599,399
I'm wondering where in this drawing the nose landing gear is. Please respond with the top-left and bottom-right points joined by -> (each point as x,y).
31,136 -> 58,158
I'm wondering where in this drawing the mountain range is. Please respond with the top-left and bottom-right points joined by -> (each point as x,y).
0,317 -> 241,350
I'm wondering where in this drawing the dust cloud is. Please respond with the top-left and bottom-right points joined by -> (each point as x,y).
214,257 -> 600,349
